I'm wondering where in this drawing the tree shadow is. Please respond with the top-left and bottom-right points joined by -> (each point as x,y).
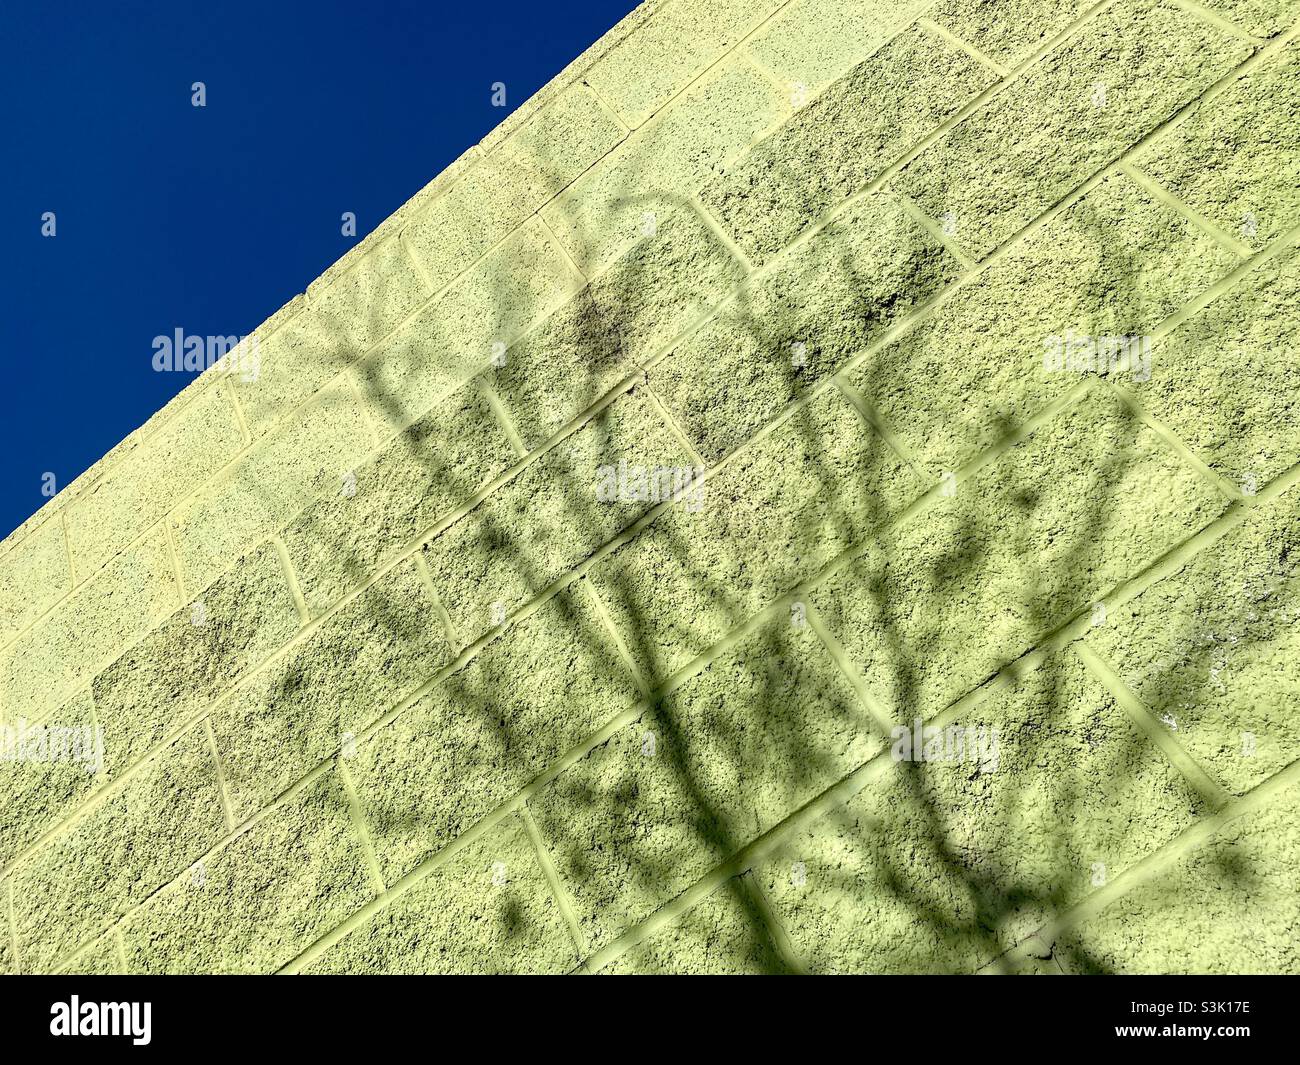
214,121 -> 1264,975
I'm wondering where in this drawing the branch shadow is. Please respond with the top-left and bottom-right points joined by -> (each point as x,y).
216,130 -> 1261,975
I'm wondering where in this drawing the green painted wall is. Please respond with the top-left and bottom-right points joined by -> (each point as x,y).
1,0 -> 1298,974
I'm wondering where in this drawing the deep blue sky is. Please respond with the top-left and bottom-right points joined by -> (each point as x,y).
0,0 -> 638,539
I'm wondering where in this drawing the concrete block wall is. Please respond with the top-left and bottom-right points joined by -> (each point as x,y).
2,0 -> 1298,974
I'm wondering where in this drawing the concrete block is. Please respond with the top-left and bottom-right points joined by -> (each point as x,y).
421,388 -> 691,645
120,770 -> 374,974
303,813 -> 577,974
704,23 -> 997,264
210,559 -> 451,821
493,206 -> 744,449
811,387 -> 1227,725
91,542 -> 300,778
652,192 -> 960,462
892,0 -> 1251,260
12,724 -> 226,973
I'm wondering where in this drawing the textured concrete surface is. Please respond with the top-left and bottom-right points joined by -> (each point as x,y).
2,0 -> 1298,974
